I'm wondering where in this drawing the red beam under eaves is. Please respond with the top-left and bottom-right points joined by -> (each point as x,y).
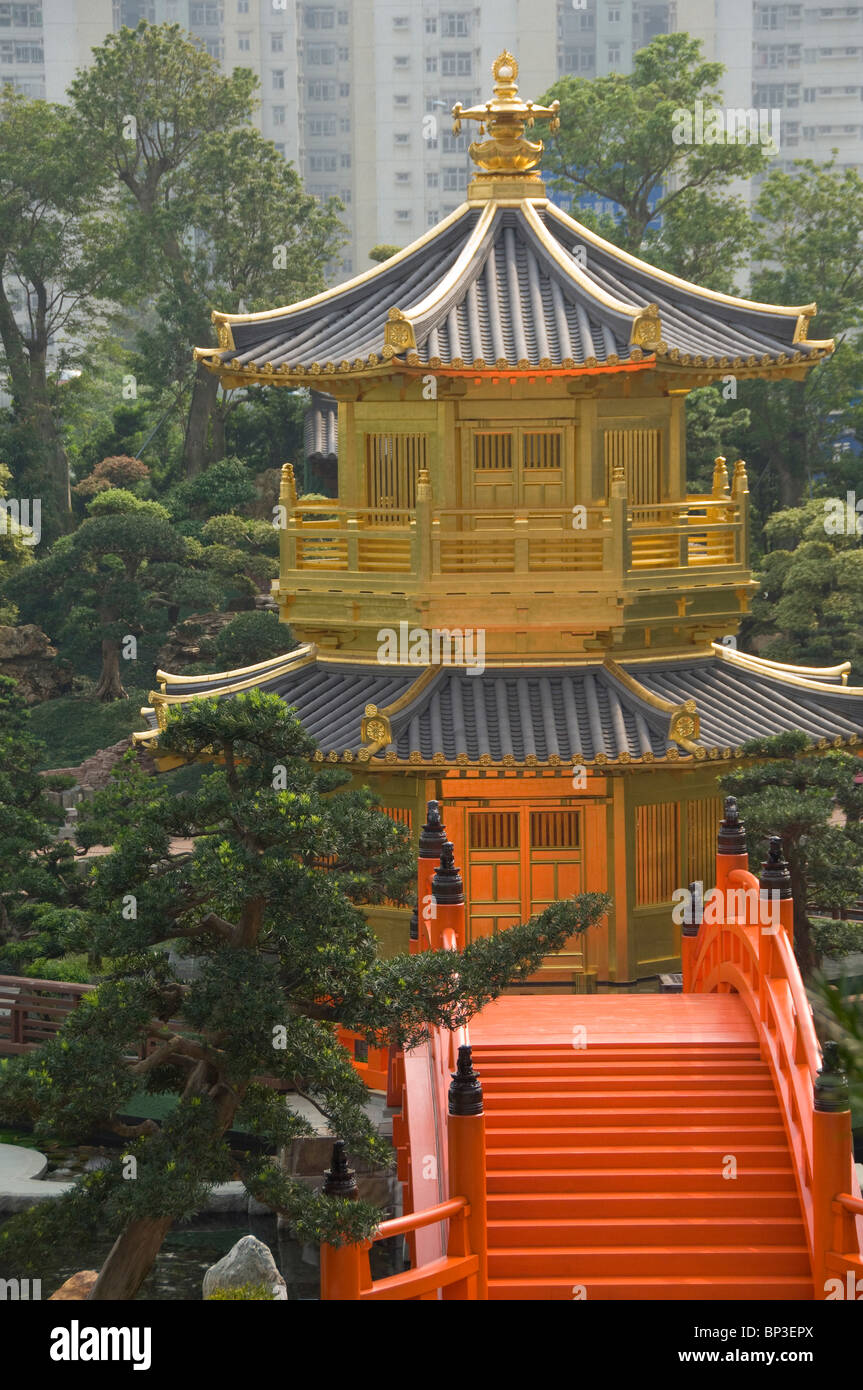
399,358 -> 656,382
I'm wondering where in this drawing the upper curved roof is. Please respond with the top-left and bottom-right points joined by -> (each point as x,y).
195,194 -> 831,383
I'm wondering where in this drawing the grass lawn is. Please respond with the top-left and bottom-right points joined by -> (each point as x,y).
29,687 -> 153,770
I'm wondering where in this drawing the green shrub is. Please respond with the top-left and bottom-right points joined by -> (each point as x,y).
206,1282 -> 278,1301
212,610 -> 295,669
811,917 -> 863,960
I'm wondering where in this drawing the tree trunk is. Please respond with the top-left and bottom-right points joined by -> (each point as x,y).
87,1216 -> 175,1301
209,393 -> 227,466
183,362 -> 220,478
790,861 -> 815,978
94,639 -> 128,702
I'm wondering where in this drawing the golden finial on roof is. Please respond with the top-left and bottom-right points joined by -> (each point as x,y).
452,51 -> 560,179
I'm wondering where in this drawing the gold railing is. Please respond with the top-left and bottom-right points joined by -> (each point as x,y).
279,493 -> 746,583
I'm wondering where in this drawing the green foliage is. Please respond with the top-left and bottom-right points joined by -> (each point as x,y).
684,388 -> 751,495
809,974 -> 863,1112
0,692 -> 607,1288
810,917 -> 863,961
206,1282 -> 278,1300
26,688 -> 152,769
368,244 -> 401,263
742,500 -> 863,677
165,459 -> 257,526
539,33 -> 767,282
211,611 -> 294,669
721,736 -> 863,975
0,676 -> 80,971
0,463 -> 33,622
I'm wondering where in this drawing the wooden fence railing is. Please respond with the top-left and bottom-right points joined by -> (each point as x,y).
684,798 -> 863,1299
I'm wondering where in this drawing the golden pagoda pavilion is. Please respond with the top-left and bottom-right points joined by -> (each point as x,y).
137,52 -> 863,988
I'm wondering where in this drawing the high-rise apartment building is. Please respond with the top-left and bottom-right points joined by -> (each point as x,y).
2,2 -> 862,273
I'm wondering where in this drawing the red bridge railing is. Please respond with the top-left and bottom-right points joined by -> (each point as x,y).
683,797 -> 863,1300
320,801 -> 487,1301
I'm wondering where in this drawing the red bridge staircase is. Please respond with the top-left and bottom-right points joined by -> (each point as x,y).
319,798 -> 863,1301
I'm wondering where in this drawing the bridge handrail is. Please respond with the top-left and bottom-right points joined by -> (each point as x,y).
685,815 -> 862,1297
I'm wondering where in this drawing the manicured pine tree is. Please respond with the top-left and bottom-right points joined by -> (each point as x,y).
720,730 -> 863,977
0,690 -> 608,1298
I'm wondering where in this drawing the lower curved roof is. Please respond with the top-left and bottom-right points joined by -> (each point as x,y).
137,644 -> 863,770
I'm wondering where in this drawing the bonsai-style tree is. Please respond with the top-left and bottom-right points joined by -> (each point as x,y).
73,455 -> 150,499
0,691 -> 608,1299
720,731 -> 863,976
8,490 -> 220,701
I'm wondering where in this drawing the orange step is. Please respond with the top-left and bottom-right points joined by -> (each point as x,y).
487,1191 -> 803,1219
485,1167 -> 798,1194
488,1276 -> 814,1301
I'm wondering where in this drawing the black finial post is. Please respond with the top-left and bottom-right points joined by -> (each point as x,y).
448,1044 -> 483,1117
814,1040 -> 850,1113
431,841 -> 464,905
322,1140 -> 358,1199
718,795 -> 747,855
409,904 -> 419,941
682,880 -> 703,938
419,799 -> 447,859
758,835 -> 792,899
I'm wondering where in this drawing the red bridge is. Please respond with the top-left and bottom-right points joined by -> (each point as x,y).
320,799 -> 863,1301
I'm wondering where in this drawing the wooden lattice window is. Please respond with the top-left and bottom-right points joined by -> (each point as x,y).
469,810 -> 520,849
522,432 -> 562,470
604,428 -> 662,504
529,809 -> 580,848
686,797 -> 722,892
635,801 -> 680,906
365,433 -> 427,515
473,431 -> 513,471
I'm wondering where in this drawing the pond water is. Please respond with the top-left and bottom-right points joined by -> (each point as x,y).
0,1211 -> 406,1301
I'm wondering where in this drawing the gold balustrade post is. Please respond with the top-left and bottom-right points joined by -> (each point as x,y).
346,515 -> 359,572
732,458 -> 749,566
415,467 -> 432,586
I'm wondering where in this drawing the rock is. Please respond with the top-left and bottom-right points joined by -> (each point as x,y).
156,612 -> 234,672
49,1270 -> 98,1300
0,624 -> 73,705
202,1235 -> 287,1301
83,1156 -> 111,1172
42,739 -> 156,798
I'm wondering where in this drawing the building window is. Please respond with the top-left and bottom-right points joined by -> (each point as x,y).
340,151 -> 351,167
337,9 -> 348,23
305,6 -> 335,27
273,142 -> 285,156
441,51 -> 472,76
272,106 -> 286,125
394,132 -> 410,145
0,3 -> 43,24
339,81 -> 350,96
273,69 -> 285,88
10,39 -> 41,60
339,115 -> 351,132
309,153 -> 338,172
308,115 -> 336,136
393,14 -> 409,26
237,0 -> 248,11
441,12 -> 471,37
529,810 -> 580,849
189,2 -> 222,23
426,170 -> 439,187
523,432 -> 562,470
395,170 -> 411,183
270,33 -> 283,52
607,3 -> 622,21
394,93 -> 410,106
424,15 -> 437,34
425,55 -> 438,72
203,37 -> 224,60
474,432 -> 513,471
636,802 -> 680,906
442,167 -> 462,190
395,209 -> 412,221
470,811 -> 519,850
608,45 -> 621,66
307,80 -> 336,100
395,54 -> 409,68
308,44 -> 336,64
338,45 -> 349,59
237,31 -> 250,51
427,209 -> 439,225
